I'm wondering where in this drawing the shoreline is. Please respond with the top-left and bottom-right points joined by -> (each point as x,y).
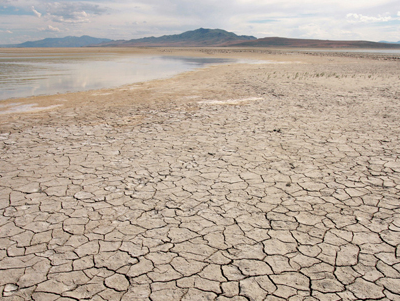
2,47 -> 398,119
1,47 -> 399,136
0,48 -> 301,117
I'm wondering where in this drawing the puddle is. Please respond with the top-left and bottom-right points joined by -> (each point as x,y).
0,103 -> 62,114
0,54 -> 238,101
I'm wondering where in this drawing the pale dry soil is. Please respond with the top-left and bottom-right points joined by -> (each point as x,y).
0,48 -> 400,301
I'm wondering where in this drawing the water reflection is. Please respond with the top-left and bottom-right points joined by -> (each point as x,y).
159,56 -> 235,66
0,54 -> 237,100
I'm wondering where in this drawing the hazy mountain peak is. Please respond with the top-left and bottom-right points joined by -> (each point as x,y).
99,28 -> 257,47
13,36 -> 112,48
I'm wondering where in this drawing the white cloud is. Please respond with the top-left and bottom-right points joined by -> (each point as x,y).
32,6 -> 41,18
50,11 -> 90,24
47,25 -> 60,32
39,25 -> 58,32
44,2 -> 106,23
346,13 -> 392,23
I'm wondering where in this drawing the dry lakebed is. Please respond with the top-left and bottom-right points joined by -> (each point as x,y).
0,47 -> 400,300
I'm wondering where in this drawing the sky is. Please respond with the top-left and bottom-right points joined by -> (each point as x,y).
1,0 -> 400,44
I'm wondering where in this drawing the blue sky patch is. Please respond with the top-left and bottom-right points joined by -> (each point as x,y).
0,6 -> 32,16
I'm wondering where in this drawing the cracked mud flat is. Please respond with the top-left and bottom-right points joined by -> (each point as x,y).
0,48 -> 400,301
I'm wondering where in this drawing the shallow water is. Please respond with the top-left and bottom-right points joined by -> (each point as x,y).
0,52 -> 237,100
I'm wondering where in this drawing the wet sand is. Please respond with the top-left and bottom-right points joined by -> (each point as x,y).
0,48 -> 400,300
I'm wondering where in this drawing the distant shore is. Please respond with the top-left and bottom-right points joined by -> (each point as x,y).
0,47 -> 399,122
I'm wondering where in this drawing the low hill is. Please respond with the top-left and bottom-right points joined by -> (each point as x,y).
98,28 -> 256,47
230,37 -> 400,49
11,36 -> 112,48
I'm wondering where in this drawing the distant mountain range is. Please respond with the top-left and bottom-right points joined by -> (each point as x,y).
97,28 -> 256,47
98,29 -> 400,48
231,37 -> 400,49
2,29 -> 400,49
1,35 -> 111,48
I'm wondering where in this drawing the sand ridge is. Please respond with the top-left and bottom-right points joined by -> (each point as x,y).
0,48 -> 400,300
